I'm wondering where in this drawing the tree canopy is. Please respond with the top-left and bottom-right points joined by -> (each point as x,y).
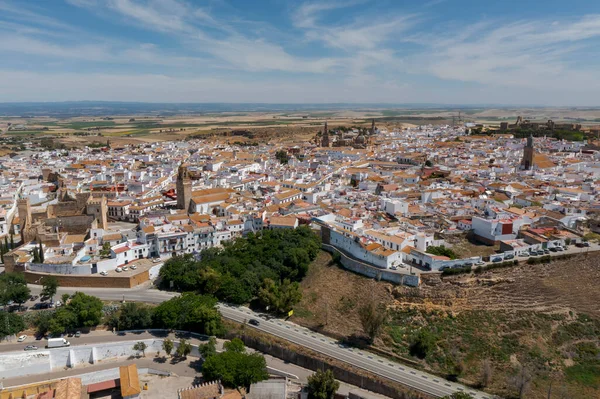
275,150 -> 289,164
0,311 -> 25,339
202,338 -> 268,393
41,276 -> 59,301
158,227 -> 320,305
307,369 -> 340,399
115,302 -> 153,331
153,293 -> 224,336
358,299 -> 388,343
0,272 -> 30,308
48,292 -> 103,334
257,278 -> 302,314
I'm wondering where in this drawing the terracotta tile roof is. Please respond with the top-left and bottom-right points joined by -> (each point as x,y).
54,377 -> 82,399
119,364 -> 141,397
269,216 -> 297,227
103,233 -> 122,241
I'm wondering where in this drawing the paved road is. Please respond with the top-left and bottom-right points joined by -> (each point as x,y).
17,284 -> 490,398
0,331 -> 170,354
218,304 -> 491,399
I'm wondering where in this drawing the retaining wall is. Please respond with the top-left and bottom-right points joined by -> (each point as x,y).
0,337 -> 200,380
23,270 -> 149,288
230,334 -> 430,399
322,244 -> 420,287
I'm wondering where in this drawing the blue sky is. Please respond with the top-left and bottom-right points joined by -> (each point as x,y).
1,0 -> 600,105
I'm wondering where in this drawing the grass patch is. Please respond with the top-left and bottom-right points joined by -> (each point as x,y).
565,364 -> 600,388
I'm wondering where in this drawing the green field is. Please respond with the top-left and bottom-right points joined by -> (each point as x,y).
60,121 -> 116,129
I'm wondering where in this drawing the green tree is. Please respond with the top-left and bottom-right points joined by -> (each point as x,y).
224,338 -> 245,353
0,273 -> 30,310
200,336 -> 217,359
307,369 -> 340,399
163,338 -> 174,357
0,311 -> 25,339
258,278 -> 302,314
152,293 -> 224,336
117,302 -> 153,331
65,292 -> 103,328
32,247 -> 39,263
61,293 -> 70,304
410,328 -> 436,359
41,276 -> 59,302
425,160 -> 433,167
176,338 -> 192,358
39,242 -> 44,263
133,341 -> 148,357
358,300 -> 388,343
48,308 -> 77,334
158,227 -> 320,305
202,340 -> 268,393
31,310 -> 53,336
99,242 -> 111,258
10,234 -> 14,249
275,150 -> 289,164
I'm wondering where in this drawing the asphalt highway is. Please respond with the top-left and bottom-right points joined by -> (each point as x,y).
10,284 -> 491,398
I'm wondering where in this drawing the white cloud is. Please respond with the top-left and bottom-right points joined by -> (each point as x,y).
409,15 -> 600,92
0,0 -> 80,32
294,1 -> 417,50
0,34 -> 205,67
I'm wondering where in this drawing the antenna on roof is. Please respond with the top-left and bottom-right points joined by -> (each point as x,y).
451,111 -> 463,128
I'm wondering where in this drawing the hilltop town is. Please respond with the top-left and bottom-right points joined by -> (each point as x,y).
1,117 -> 599,399
1,120 -> 598,281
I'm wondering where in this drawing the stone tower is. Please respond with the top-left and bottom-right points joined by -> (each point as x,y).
321,121 -> 330,147
521,134 -> 534,170
86,195 -> 108,230
176,164 -> 192,211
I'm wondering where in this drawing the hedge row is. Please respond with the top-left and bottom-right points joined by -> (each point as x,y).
474,260 -> 518,274
442,253 -> 578,276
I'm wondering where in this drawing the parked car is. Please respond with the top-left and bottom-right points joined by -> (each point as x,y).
549,247 -> 558,252
17,335 -> 28,342
122,266 -> 129,271
505,254 -> 514,260
476,261 -> 485,265
492,258 -> 502,263
130,265 -> 137,270
556,247 -> 564,252
543,249 -> 550,254
583,242 -> 590,247
536,250 -> 544,256
115,267 -> 123,273
30,295 -> 39,301
55,300 -> 62,307
100,271 -> 108,276
75,331 -> 81,338
152,258 -> 161,263
248,319 -> 260,326
24,345 -> 38,351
